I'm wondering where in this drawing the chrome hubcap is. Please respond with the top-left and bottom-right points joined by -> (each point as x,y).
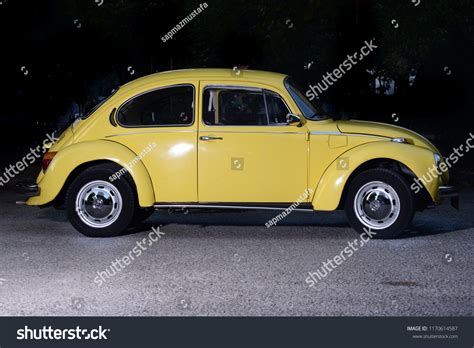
75,180 -> 123,228
354,181 -> 400,230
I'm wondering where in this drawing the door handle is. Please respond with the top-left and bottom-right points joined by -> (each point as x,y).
200,136 -> 223,141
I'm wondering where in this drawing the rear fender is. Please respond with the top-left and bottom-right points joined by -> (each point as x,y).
27,140 -> 155,207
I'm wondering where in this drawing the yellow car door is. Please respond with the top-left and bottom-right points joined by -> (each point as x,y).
109,83 -> 199,202
198,82 -> 309,203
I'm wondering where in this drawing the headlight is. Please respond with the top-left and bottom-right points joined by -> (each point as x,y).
434,153 -> 442,172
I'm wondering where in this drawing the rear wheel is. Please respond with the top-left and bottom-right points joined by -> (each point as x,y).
345,168 -> 415,239
66,164 -> 136,237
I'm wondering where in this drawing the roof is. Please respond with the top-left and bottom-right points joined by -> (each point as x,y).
121,68 -> 288,90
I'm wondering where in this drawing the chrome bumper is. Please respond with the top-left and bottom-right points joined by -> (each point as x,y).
439,186 -> 459,209
14,182 -> 39,205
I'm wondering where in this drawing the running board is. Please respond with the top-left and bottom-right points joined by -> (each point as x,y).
153,203 -> 314,212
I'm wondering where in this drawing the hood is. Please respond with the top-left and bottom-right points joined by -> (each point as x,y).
337,120 -> 439,154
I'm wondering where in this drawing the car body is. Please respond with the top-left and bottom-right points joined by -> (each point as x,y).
26,69 -> 455,238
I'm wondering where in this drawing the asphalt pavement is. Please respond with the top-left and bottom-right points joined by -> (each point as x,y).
0,187 -> 472,316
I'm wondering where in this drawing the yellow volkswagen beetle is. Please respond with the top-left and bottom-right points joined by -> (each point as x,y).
26,69 -> 455,238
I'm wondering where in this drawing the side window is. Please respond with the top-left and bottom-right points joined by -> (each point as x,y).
265,91 -> 290,124
203,88 -> 267,126
117,85 -> 194,127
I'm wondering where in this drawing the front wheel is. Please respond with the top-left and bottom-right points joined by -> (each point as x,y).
345,168 -> 415,239
66,164 -> 136,237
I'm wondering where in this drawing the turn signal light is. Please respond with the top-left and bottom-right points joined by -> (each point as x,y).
42,152 -> 57,171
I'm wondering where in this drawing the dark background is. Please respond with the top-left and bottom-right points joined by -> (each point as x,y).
0,0 -> 472,182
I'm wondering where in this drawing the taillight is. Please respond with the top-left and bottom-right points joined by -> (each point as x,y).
42,152 -> 57,171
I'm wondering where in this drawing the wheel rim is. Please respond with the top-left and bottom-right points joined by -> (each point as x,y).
75,180 -> 123,228
353,181 -> 400,230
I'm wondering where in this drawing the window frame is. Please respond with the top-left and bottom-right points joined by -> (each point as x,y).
116,84 -> 196,128
263,89 -> 292,126
201,85 -> 291,127
284,77 -> 327,121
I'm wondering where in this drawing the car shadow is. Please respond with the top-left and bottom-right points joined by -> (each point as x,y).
29,198 -> 474,239
401,217 -> 474,238
121,210 -> 350,237
146,210 -> 347,227
124,208 -> 474,239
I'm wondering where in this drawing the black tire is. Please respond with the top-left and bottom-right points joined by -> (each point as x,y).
66,163 -> 136,237
344,168 -> 415,239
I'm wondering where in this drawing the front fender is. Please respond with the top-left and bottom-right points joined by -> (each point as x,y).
27,140 -> 155,207
312,142 -> 439,211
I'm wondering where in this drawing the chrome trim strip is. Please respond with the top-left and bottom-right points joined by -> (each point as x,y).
108,130 -> 385,137
309,131 -> 388,139
345,133 -> 389,139
105,130 -> 197,138
199,130 -> 306,135
204,85 -> 263,92
309,131 -> 342,135
439,186 -> 456,190
153,204 -> 314,212
263,88 -> 270,125
107,130 -> 305,137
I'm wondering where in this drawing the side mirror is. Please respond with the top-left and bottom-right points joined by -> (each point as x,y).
286,113 -> 303,127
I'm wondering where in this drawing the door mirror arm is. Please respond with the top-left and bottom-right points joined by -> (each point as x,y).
286,113 -> 303,127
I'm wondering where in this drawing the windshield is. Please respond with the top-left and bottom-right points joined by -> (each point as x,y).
81,88 -> 119,120
284,77 -> 327,120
